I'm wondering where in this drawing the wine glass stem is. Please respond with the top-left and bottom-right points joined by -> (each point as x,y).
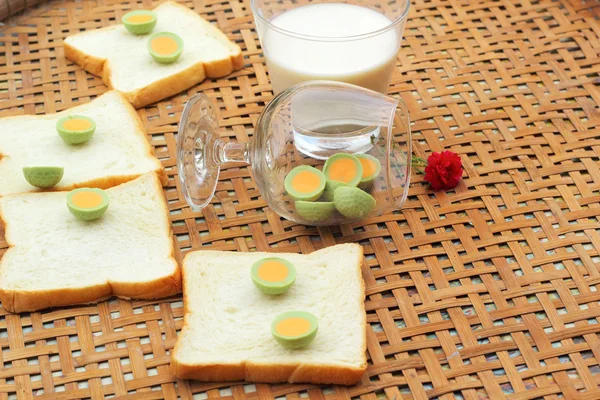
216,141 -> 250,164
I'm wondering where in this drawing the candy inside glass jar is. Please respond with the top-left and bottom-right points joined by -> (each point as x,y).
177,81 -> 411,226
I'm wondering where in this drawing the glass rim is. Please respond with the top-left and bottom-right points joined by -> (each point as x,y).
389,101 -> 412,210
250,0 -> 411,42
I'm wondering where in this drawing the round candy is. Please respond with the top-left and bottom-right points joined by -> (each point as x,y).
333,186 -> 376,219
251,257 -> 296,295
294,200 -> 335,222
271,311 -> 318,349
67,188 -> 109,221
323,153 -> 363,187
56,115 -> 96,145
148,32 -> 184,64
356,153 -> 381,189
22,166 -> 64,188
320,180 -> 350,202
122,10 -> 157,35
284,165 -> 326,202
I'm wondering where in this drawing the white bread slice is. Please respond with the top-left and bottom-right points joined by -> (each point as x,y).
64,1 -> 243,108
0,172 -> 180,313
171,244 -> 367,385
0,91 -> 165,197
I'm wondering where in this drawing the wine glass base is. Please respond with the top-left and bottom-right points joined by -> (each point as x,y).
177,94 -> 221,211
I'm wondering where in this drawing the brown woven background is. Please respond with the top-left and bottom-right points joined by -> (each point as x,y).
0,0 -> 43,21
2,0 -> 600,398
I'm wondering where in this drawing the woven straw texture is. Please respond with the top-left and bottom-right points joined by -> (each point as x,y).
2,0 -> 600,398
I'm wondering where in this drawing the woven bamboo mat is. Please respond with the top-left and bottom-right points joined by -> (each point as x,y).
1,0 -> 600,398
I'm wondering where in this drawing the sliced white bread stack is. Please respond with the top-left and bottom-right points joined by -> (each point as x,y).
64,1 -> 243,108
171,244 -> 367,385
0,173 -> 180,313
0,91 -> 165,197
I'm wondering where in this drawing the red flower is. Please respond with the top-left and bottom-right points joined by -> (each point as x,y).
423,151 -> 463,191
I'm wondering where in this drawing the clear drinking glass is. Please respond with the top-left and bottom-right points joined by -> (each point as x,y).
177,81 -> 411,226
251,0 -> 410,94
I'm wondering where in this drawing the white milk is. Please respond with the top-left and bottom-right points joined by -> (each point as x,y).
262,3 -> 399,94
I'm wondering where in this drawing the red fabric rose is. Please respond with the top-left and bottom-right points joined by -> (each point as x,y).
423,151 -> 463,191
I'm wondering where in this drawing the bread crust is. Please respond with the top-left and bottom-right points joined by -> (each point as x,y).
0,274 -> 183,314
0,285 -> 113,314
64,1 -> 244,109
170,361 -> 366,386
171,244 -> 367,386
64,41 -> 106,77
0,173 -> 180,313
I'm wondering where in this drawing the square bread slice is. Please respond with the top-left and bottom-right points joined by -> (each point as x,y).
0,172 -> 180,313
0,91 -> 165,197
171,244 -> 367,385
64,1 -> 243,108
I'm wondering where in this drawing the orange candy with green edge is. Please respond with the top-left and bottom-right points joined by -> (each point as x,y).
284,153 -> 381,223
271,311 -> 318,349
148,32 -> 184,64
250,257 -> 297,295
56,115 -> 96,145
284,165 -> 326,201
67,188 -> 109,221
323,153 -> 363,187
122,10 -> 157,35
356,153 -> 381,189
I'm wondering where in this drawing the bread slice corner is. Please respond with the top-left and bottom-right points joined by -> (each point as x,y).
171,243 -> 367,385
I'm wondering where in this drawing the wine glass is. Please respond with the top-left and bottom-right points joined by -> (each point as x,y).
177,81 -> 411,226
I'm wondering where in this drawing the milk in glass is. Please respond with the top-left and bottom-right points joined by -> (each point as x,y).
262,3 -> 399,94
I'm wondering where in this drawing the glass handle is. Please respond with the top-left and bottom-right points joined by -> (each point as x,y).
216,141 -> 251,164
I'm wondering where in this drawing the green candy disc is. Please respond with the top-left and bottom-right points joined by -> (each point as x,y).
321,180 -> 350,202
148,32 -> 184,64
333,186 -> 376,219
356,153 -> 381,189
251,257 -> 296,295
22,166 -> 64,188
122,10 -> 157,35
271,311 -> 318,350
284,165 -> 326,201
323,153 -> 363,187
56,115 -> 96,145
66,188 -> 109,221
295,201 -> 335,222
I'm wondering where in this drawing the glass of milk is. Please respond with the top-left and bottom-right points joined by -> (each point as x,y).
251,0 -> 410,94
